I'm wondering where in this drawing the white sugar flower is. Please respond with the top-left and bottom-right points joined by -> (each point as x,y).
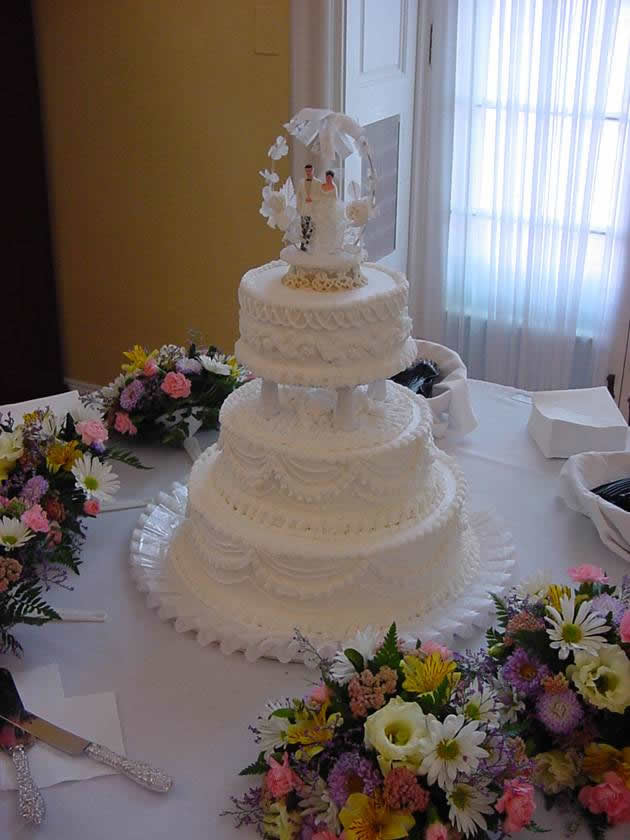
458,686 -> 500,729
330,626 -> 383,684
268,135 -> 289,160
545,593 -> 610,661
71,454 -> 120,501
259,168 -> 280,184
199,355 -> 231,376
516,569 -> 552,599
0,517 -> 34,549
260,179 -> 297,232
418,714 -> 488,790
345,197 -> 373,227
447,782 -> 496,837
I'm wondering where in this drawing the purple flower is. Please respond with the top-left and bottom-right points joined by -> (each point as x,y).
20,475 -> 48,504
590,594 -> 626,625
327,751 -> 381,808
536,689 -> 583,735
175,358 -> 202,375
119,379 -> 145,411
502,649 -> 550,696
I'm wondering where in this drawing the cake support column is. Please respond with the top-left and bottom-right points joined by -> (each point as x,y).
367,379 -> 387,401
261,380 -> 280,418
334,386 -> 357,431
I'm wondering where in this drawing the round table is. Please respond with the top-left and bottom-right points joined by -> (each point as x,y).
1,380 -> 627,839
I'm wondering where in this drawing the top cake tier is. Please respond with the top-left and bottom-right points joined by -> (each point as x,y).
235,260 -> 417,388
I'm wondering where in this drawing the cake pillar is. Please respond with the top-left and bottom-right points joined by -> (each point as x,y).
367,379 -> 387,402
335,387 -> 358,431
261,380 -> 280,418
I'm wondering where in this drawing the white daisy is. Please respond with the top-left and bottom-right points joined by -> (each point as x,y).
255,698 -> 292,757
0,517 -> 34,549
198,355 -> 231,377
447,782 -> 496,837
418,714 -> 488,790
71,403 -> 105,424
329,626 -> 383,685
458,686 -> 500,729
545,593 -> 610,661
71,454 -> 120,502
516,569 -> 553,599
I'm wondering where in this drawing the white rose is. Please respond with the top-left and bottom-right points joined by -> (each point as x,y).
364,697 -> 428,775
199,356 -> 231,376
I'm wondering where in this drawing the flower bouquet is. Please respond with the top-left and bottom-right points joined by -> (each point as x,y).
93,343 -> 250,446
0,406 -> 143,655
486,565 -> 630,837
224,624 -> 543,839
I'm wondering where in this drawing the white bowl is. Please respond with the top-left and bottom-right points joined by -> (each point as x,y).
411,339 -> 477,437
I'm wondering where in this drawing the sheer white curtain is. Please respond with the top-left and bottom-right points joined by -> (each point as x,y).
410,0 -> 630,390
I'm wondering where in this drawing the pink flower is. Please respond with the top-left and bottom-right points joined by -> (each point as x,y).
21,504 -> 49,533
578,772 -> 630,825
495,779 -> 536,833
83,499 -> 100,516
76,419 -> 109,446
568,564 -> 609,584
309,683 -> 330,705
312,831 -> 342,840
426,824 -> 449,840
46,523 -> 63,545
421,640 -> 454,660
620,610 -> 630,643
161,371 -> 191,399
143,358 -> 159,377
264,752 -> 301,799
114,411 -> 137,435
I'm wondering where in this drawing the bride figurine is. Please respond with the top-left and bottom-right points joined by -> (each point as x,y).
310,170 -> 345,255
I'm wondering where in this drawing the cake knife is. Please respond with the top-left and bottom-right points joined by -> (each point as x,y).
0,677 -> 172,795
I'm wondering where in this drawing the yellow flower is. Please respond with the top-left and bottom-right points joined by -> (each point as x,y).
532,749 -> 581,795
363,697 -> 428,775
401,653 -> 460,698
262,801 -> 302,840
227,355 -> 240,376
121,344 -> 156,373
340,792 -> 414,840
46,440 -> 81,473
567,645 -> 630,714
285,701 -> 341,760
583,743 -> 630,785
0,430 -> 23,481
545,584 -> 572,612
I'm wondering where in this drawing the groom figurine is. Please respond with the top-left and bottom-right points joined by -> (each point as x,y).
296,164 -> 321,251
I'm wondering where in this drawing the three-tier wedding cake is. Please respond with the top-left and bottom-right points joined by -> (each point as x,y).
162,111 -> 488,658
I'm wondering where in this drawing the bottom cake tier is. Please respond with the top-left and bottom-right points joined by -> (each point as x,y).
166,446 -> 481,642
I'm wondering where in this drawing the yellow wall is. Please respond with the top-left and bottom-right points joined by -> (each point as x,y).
33,1 -> 290,385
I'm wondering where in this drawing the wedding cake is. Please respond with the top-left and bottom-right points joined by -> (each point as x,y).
165,110 -> 482,656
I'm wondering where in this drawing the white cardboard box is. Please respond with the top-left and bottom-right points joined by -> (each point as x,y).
528,386 -> 628,459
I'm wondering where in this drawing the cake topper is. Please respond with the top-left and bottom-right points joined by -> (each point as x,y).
259,109 -> 377,291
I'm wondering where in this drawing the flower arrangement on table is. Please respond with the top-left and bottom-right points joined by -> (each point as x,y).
0,406 -> 143,655
224,623 -> 543,839
93,343 -> 250,446
485,564 -> 630,838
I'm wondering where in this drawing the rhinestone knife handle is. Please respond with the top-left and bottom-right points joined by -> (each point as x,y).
9,745 -> 46,824
85,742 -> 172,792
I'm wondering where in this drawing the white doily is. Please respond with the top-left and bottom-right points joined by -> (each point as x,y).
130,483 -> 515,664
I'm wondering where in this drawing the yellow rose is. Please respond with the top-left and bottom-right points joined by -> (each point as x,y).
532,749 -> 581,794
567,645 -> 630,714
0,430 -> 23,481
364,697 -> 428,775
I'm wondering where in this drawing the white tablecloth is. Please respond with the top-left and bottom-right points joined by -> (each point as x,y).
1,380 -> 627,839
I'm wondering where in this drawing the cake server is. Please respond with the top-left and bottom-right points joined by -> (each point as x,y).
0,670 -> 172,793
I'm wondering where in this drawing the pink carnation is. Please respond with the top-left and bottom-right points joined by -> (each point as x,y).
83,499 -> 100,516
568,564 -> 609,584
265,752 -> 301,799
620,610 -> 630,643
578,772 -> 630,825
309,683 -> 330,705
426,824 -> 449,840
46,523 -> 63,545
76,419 -> 109,446
114,411 -> 137,435
143,358 -> 159,377
312,832 -> 342,840
21,504 -> 50,533
495,779 -> 536,834
421,640 -> 454,660
161,371 -> 191,399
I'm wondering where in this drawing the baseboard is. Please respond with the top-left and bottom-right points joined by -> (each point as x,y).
65,377 -> 101,394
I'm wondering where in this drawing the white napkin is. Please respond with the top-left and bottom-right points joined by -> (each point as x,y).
414,340 -> 478,437
0,664 -> 125,790
560,451 -> 630,562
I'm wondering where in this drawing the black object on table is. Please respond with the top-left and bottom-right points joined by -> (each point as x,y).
391,358 -> 441,399
592,477 -> 630,512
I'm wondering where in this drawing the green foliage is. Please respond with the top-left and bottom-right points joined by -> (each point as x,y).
526,820 -> 551,833
0,581 -> 60,654
106,447 -> 152,470
344,648 -> 365,674
490,592 -> 510,629
415,676 -> 452,715
239,751 -> 268,776
270,708 -> 295,720
371,622 -> 400,670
